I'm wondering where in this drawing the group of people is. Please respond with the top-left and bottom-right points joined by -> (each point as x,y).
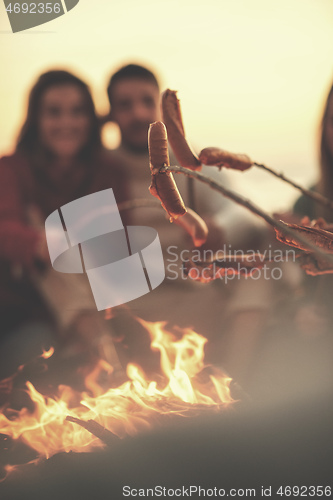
0,65 -> 168,378
0,62 -> 332,391
0,64 -> 231,380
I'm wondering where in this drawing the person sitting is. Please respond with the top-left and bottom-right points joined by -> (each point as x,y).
0,70 -> 127,379
294,83 -> 333,221
102,64 -> 272,388
291,81 -> 333,337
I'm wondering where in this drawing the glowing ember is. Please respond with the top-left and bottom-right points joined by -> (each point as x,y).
0,319 -> 234,462
41,346 -> 55,359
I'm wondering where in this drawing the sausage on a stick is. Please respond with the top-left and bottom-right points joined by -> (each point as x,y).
199,147 -> 252,171
174,208 -> 208,247
148,122 -> 208,245
162,89 -> 202,171
148,121 -> 187,221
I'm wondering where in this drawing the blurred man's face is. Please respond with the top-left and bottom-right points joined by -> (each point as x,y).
110,78 -> 160,152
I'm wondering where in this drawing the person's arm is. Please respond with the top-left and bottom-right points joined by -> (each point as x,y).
0,156 -> 42,267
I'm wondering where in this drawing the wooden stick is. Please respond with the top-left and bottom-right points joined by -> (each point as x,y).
253,162 -> 333,212
65,416 -> 119,447
200,147 -> 333,212
165,165 -> 333,265
117,198 -> 161,212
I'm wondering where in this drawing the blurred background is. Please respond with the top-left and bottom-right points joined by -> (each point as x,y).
1,0 -> 333,212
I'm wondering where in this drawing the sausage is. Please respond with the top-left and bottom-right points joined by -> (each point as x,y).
148,121 -> 187,221
199,147 -> 252,171
161,89 -> 202,171
174,208 -> 208,247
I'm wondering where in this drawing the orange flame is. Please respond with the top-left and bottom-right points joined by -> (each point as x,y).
0,320 -> 234,462
40,346 -> 55,359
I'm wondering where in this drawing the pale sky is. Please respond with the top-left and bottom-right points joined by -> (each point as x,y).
1,0 -> 333,211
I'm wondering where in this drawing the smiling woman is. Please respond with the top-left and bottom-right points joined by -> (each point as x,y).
0,70 -> 127,378
38,85 -> 91,164
17,70 -> 101,169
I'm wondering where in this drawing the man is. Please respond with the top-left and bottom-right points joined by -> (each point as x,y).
105,64 -> 264,250
103,64 -> 228,344
105,63 -> 230,224
107,64 -> 160,153
104,64 -> 271,388
105,64 -> 174,221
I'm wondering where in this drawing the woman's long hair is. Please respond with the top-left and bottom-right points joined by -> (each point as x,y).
16,70 -> 101,164
317,84 -> 333,220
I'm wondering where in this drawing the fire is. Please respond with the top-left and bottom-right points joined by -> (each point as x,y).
0,319 -> 234,463
40,346 -> 55,359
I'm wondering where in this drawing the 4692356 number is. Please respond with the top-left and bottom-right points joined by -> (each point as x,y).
5,3 -> 61,14
277,486 -> 331,497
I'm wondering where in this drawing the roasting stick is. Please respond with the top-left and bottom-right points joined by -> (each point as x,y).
252,161 -> 333,212
117,198 -> 161,211
148,121 -> 333,264
164,165 -> 333,266
199,148 -> 333,213
162,89 -> 333,213
200,149 -> 333,213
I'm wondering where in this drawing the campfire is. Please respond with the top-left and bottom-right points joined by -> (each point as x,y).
0,318 -> 234,476
3,90 -> 333,495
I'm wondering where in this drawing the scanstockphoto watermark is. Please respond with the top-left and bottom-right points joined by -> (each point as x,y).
166,245 -> 297,282
123,485 -> 257,497
122,485 -> 332,497
46,189 -> 165,311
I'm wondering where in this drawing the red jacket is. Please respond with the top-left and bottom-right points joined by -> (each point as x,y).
0,151 -> 128,332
